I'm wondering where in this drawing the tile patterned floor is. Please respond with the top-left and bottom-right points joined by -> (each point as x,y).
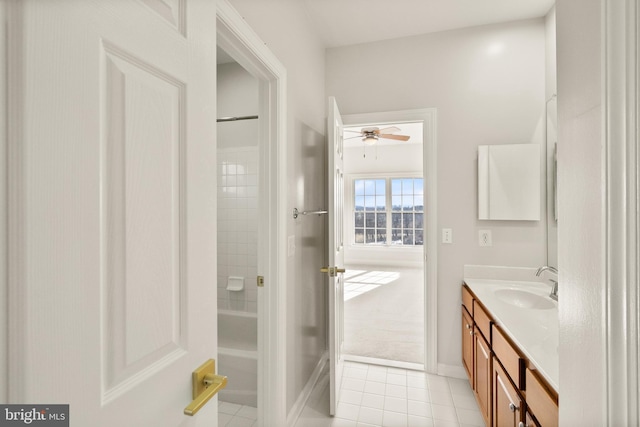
294,361 -> 483,427
219,401 -> 258,427
218,361 -> 483,427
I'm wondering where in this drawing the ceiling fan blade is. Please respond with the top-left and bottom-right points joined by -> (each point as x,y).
375,126 -> 401,135
344,135 -> 363,140
344,129 -> 362,133
378,133 -> 410,141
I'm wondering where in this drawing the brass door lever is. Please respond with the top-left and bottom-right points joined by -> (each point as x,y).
320,266 -> 346,277
184,359 -> 227,416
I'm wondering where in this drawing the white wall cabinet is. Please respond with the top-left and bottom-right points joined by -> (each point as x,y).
478,144 -> 541,221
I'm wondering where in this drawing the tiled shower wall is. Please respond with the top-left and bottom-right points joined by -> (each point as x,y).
217,147 -> 259,313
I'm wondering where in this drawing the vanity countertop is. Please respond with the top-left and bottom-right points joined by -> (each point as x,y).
464,278 -> 558,392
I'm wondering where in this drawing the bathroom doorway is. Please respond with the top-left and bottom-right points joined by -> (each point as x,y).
216,3 -> 288,425
216,45 -> 260,423
341,109 -> 438,373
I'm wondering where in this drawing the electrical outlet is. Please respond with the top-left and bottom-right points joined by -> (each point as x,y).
442,228 -> 453,244
479,230 -> 492,247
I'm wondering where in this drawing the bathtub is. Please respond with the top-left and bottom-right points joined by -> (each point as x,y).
218,310 -> 258,407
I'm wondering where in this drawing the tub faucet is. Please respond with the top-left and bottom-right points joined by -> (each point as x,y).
536,266 -> 558,301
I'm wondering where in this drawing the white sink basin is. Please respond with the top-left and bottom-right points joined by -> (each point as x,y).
494,288 -> 555,310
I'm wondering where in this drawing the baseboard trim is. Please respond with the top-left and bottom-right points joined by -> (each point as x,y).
437,363 -> 467,379
286,351 -> 329,427
344,354 -> 424,372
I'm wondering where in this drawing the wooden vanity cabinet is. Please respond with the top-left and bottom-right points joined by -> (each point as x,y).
462,307 -> 474,383
474,329 -> 492,426
462,284 -> 558,427
525,368 -> 558,427
462,285 -> 493,426
492,358 -> 522,427
492,325 -> 523,388
522,411 -> 540,427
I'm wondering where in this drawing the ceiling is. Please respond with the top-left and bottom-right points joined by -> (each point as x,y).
301,0 -> 555,48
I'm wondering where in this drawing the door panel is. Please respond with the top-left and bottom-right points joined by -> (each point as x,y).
9,1 -> 218,425
327,96 -> 345,415
492,359 -> 522,427
462,308 -> 473,385
474,330 -> 492,426
103,41 -> 186,396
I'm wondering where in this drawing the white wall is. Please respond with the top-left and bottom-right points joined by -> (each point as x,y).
344,143 -> 424,266
326,19 -> 547,371
227,0 -> 328,415
556,0 -> 606,423
217,62 -> 259,149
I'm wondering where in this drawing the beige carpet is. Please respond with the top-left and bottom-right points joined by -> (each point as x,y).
343,265 -> 424,364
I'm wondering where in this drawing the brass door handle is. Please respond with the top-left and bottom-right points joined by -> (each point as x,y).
320,266 -> 346,277
184,359 -> 228,416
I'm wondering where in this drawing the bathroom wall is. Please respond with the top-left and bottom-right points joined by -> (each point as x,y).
326,18 -> 547,372
225,0 -> 328,415
556,0 -> 606,423
217,61 -> 260,313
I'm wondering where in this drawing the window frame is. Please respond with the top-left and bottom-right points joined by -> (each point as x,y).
347,173 -> 424,249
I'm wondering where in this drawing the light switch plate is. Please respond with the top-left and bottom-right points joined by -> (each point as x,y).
442,228 -> 453,244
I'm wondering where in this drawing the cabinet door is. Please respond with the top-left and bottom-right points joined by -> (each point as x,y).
521,411 -> 540,427
474,329 -> 492,426
462,307 -> 474,385
493,358 -> 522,427
525,368 -> 558,427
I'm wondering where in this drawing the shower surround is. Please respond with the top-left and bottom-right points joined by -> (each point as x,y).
217,146 -> 259,313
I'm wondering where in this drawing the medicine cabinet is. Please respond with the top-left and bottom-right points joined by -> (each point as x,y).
478,143 -> 540,221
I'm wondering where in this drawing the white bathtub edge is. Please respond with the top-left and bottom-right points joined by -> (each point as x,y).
218,309 -> 258,319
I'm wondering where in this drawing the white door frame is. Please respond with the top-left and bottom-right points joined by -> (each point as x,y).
0,0 -> 8,405
216,2 -> 288,426
341,108 -> 438,374
602,0 -> 639,424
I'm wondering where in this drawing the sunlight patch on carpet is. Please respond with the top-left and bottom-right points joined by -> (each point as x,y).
344,270 -> 400,301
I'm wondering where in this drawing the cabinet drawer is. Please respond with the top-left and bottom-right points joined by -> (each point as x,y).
473,300 -> 492,342
462,285 -> 474,315
525,368 -> 558,427
493,324 -> 523,389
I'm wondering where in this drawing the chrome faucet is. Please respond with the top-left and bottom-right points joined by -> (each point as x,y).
536,266 -> 558,301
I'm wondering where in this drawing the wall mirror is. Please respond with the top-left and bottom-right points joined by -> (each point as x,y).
546,95 -> 558,267
478,143 -> 541,221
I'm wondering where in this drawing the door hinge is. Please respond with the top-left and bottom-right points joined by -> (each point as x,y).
257,276 -> 264,287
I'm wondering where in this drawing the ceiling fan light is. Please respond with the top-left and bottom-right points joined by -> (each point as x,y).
363,136 -> 377,145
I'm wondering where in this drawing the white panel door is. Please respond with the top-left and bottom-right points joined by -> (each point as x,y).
8,1 -> 218,426
327,97 -> 346,416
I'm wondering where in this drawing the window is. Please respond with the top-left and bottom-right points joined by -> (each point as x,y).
353,177 -> 424,246
354,179 -> 386,244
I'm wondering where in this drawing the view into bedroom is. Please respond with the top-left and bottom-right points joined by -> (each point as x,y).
342,121 -> 425,369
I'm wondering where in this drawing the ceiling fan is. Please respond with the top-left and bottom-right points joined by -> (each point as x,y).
344,126 -> 410,145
